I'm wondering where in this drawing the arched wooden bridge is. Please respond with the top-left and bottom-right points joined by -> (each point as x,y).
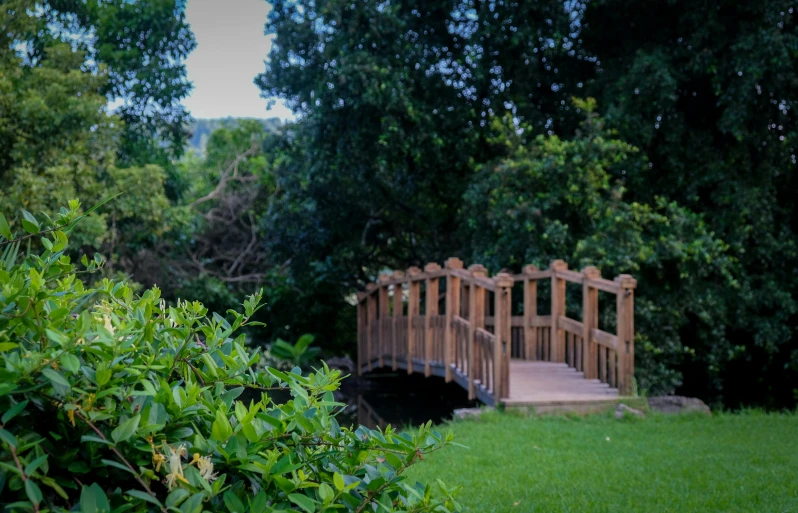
356,258 -> 637,408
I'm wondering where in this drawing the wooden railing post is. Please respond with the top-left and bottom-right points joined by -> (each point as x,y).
582,266 -> 600,379
522,264 -> 538,361
615,274 -> 637,395
444,257 -> 463,382
391,270 -> 405,371
406,266 -> 421,374
549,260 -> 568,363
467,264 -> 486,400
378,275 -> 390,368
366,283 -> 377,371
357,292 -> 367,376
424,263 -> 441,377
494,273 -> 514,401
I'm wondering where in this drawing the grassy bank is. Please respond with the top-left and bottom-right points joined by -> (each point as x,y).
407,410 -> 798,512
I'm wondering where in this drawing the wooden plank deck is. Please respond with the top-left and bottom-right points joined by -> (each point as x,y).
359,358 -> 621,409
503,360 -> 619,406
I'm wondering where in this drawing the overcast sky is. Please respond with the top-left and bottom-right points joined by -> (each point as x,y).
182,0 -> 293,120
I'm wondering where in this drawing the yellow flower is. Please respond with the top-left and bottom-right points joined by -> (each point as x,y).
163,444 -> 188,490
67,408 -> 76,427
164,471 -> 188,490
196,456 -> 217,483
152,452 -> 166,472
102,315 -> 115,334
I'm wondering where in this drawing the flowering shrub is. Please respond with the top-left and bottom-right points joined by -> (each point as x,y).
0,203 -> 459,513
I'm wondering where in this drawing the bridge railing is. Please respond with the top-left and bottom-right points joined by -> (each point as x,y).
357,258 -> 637,405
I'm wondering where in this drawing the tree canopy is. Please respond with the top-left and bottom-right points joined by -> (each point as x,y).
259,0 -> 798,406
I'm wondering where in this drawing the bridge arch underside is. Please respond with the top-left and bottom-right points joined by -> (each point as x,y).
357,259 -> 637,409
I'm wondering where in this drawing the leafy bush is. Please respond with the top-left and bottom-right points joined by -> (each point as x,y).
0,203 -> 458,513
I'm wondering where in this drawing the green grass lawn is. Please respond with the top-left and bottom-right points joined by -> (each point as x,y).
407,410 -> 798,512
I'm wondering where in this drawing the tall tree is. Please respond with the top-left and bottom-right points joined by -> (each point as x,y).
261,0 -> 798,406
1,0 -> 196,165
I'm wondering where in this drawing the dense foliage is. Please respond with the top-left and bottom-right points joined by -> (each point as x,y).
258,0 -> 798,407
0,205 -> 458,513
463,102 -> 734,393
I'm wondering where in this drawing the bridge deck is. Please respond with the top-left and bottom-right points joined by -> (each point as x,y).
360,357 -> 620,408
503,360 -> 619,406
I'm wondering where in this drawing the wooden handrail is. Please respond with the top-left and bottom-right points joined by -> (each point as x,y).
357,257 -> 638,401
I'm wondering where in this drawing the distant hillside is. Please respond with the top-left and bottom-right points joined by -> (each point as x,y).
186,117 -> 282,154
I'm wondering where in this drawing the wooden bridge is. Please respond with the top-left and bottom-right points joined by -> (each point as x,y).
356,258 -> 637,408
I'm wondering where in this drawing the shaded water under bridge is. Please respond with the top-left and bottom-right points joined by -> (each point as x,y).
356,258 -> 637,409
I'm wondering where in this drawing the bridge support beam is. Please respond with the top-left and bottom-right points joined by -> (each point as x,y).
550,260 -> 568,363
424,263 -> 441,377
467,264 -> 487,400
494,273 -> 514,401
391,270 -> 405,371
378,274 -> 391,368
523,265 -> 538,361
406,266 -> 421,374
582,266 -> 600,379
444,258 -> 463,382
365,283 -> 377,371
616,275 -> 637,395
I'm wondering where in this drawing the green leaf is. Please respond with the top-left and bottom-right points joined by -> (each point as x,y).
318,483 -> 333,503
166,488 -> 190,508
0,428 -> 18,448
25,455 -> 48,476
0,212 -> 11,239
0,383 -> 18,396
2,400 -> 28,424
101,459 -> 135,474
20,209 -> 40,234
223,490 -> 246,513
60,353 -> 81,373
179,492 -> 205,513
41,368 -> 71,388
0,342 -> 18,352
25,479 -> 43,505
81,483 -> 111,513
111,414 -> 141,444
249,490 -> 267,513
288,493 -> 316,513
126,490 -> 162,507
80,435 -> 112,445
333,472 -> 345,491
210,409 -> 232,442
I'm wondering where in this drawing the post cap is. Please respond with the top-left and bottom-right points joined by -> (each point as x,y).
392,269 -> 405,279
424,262 -> 441,272
407,266 -> 422,276
378,273 -> 392,284
445,257 -> 464,269
582,266 -> 601,279
468,264 -> 487,277
614,274 -> 637,289
549,259 -> 568,271
365,283 -> 378,291
356,291 -> 367,301
494,272 -> 514,288
522,264 -> 539,274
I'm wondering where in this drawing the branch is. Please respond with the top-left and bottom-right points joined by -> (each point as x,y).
1,421 -> 40,513
190,141 -> 260,207
72,410 -> 167,513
